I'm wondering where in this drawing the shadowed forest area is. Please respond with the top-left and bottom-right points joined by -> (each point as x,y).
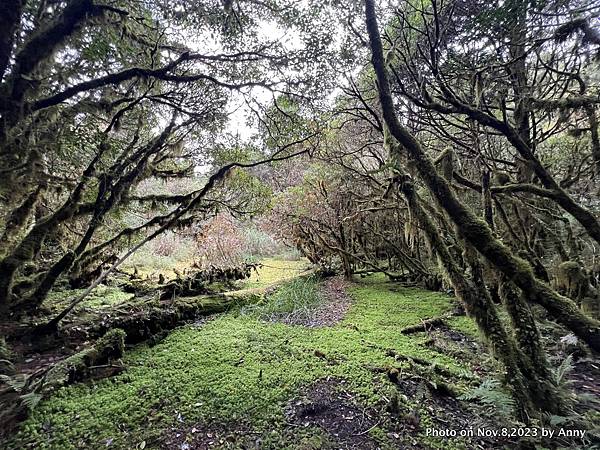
1,0 -> 600,448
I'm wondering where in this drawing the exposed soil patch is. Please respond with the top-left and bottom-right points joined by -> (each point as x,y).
571,358 -> 600,396
309,276 -> 353,327
423,326 -> 493,377
569,358 -> 600,417
15,346 -> 79,375
162,376 -> 376,450
284,377 -> 380,449
425,325 -> 481,353
387,377 -> 518,449
4,330 -> 86,376
161,421 -> 254,450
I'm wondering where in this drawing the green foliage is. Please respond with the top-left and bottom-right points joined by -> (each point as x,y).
241,276 -> 323,321
9,276 -> 471,449
459,379 -> 516,418
224,169 -> 273,215
552,354 -> 574,388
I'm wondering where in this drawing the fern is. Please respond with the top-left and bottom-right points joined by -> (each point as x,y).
0,337 -> 11,360
459,378 -> 500,400
20,392 -> 43,410
0,374 -> 27,392
0,374 -> 12,384
459,379 -> 516,417
577,392 -> 600,407
548,414 -> 569,427
552,354 -> 574,387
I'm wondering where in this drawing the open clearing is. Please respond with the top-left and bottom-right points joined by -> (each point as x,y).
8,265 -> 493,450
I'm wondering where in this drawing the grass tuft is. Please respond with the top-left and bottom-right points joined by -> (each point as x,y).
241,276 -> 323,322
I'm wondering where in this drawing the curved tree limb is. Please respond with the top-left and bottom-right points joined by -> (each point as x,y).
364,0 -> 600,351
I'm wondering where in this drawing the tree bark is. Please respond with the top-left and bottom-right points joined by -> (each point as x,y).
399,177 -> 538,418
364,0 -> 600,351
0,0 -> 24,83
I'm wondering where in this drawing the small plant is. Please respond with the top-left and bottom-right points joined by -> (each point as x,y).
241,276 -> 323,324
0,337 -> 11,360
0,337 -> 14,375
277,248 -> 303,261
459,378 -> 516,418
19,392 -> 43,411
243,225 -> 283,258
0,374 -> 27,392
552,354 -> 574,388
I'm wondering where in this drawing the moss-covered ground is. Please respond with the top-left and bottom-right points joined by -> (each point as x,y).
242,257 -> 311,289
9,272 -> 481,449
44,285 -> 135,314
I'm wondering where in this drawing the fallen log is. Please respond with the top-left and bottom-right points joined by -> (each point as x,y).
400,316 -> 449,335
159,262 -> 261,300
40,329 -> 126,394
0,285 -> 266,435
92,292 -> 262,344
0,329 -> 126,435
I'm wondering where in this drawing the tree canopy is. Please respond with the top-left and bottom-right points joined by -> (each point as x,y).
1,0 -> 600,447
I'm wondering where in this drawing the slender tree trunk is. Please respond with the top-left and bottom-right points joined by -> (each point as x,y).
498,277 -> 564,413
0,0 -> 24,83
586,105 -> 600,177
0,187 -> 41,259
385,116 -> 562,414
482,171 -> 494,230
0,150 -> 102,309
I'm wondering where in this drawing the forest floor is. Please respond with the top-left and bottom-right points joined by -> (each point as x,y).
4,261 -> 599,449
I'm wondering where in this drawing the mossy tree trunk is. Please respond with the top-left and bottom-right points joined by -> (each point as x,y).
0,329 -> 126,434
497,277 -> 562,411
364,0 -> 600,352
398,176 -> 540,418
0,149 -> 103,312
385,124 -> 557,416
0,187 -> 41,261
19,124 -> 176,311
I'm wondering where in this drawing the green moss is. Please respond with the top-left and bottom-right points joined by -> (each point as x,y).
447,316 -> 479,339
368,426 -> 395,448
10,277 -> 475,449
44,285 -> 134,313
242,258 -> 311,289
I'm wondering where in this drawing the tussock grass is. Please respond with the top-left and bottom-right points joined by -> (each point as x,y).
241,276 -> 323,323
